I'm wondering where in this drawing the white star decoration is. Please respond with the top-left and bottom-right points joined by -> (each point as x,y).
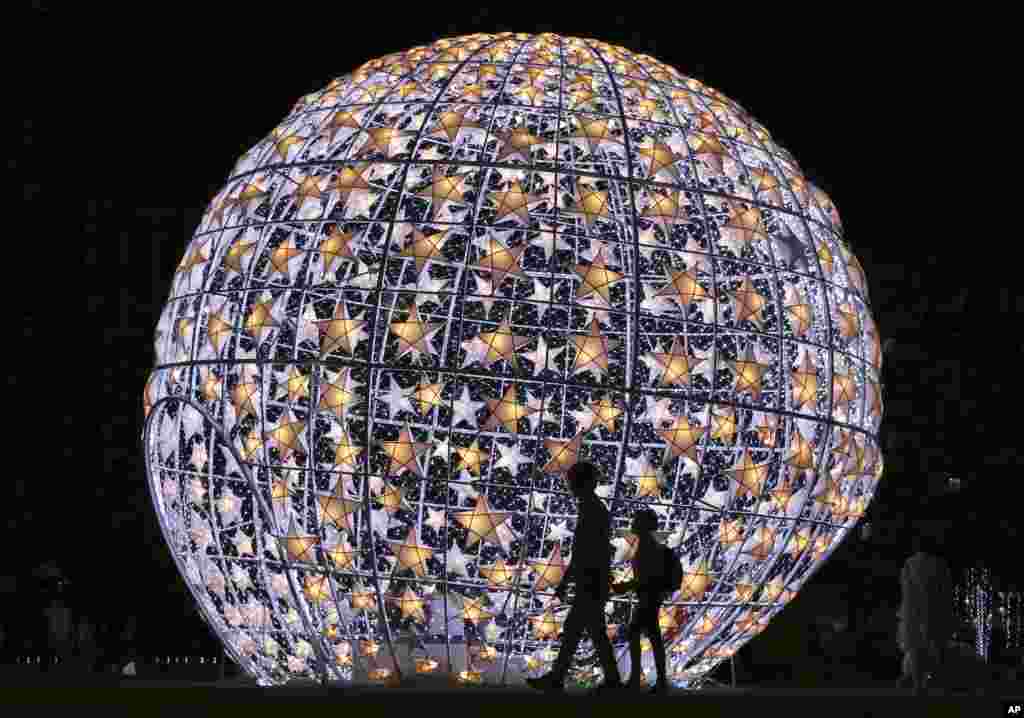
494,441 -> 533,476
546,520 -> 572,542
378,379 -> 414,418
451,385 -> 485,427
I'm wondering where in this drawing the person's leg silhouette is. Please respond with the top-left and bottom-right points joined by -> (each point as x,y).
582,597 -> 620,688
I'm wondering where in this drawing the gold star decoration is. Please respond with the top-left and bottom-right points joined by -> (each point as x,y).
475,235 -> 528,288
387,586 -> 426,623
410,380 -> 445,415
244,295 -> 277,342
278,366 -> 310,404
530,544 -> 569,591
642,189 -> 690,235
745,526 -> 777,561
731,344 -> 770,401
816,239 -> 834,276
222,234 -> 258,275
658,415 -> 706,462
321,109 -> 362,143
586,397 -> 623,433
399,226 -> 451,275
573,248 -> 623,307
836,302 -> 861,340
355,123 -> 413,159
565,118 -> 621,155
350,587 -> 376,612
240,430 -> 264,461
379,425 -> 431,479
689,132 -> 729,174
734,610 -> 767,636
478,321 -> 531,368
791,352 -> 819,409
319,225 -> 359,273
483,385 -> 537,433
692,613 -> 717,640
867,379 -> 883,418
267,238 -> 303,279
650,336 -> 705,386
318,484 -> 362,535
427,107 -> 482,143
832,368 -> 857,411
454,495 -> 511,549
767,475 -> 800,515
264,411 -> 306,462
315,302 -> 367,359
454,439 -> 488,476
277,517 -> 320,563
632,457 -> 663,499
812,533 -> 833,560
490,181 -> 548,223
656,268 -> 713,309
542,430 -> 585,476
493,127 -> 546,162
377,479 -> 414,516
529,610 -> 562,640
786,527 -> 813,558
570,318 -> 619,377
293,174 -> 324,211
730,275 -> 768,326
389,526 -> 435,577
461,595 -> 495,625
748,167 -> 783,205
755,413 -> 779,448
303,575 -> 331,604
719,201 -> 767,254
176,246 -> 208,278
566,181 -> 612,229
710,407 -> 737,444
637,142 -> 686,182
205,307 -> 233,356
729,449 -> 771,498
479,558 -> 525,588
389,304 -> 444,359
319,367 -> 362,421
417,166 -> 469,217
679,559 -> 712,601
325,536 -> 358,569
272,129 -> 306,162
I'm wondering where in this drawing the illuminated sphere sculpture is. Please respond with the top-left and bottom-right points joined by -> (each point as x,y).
143,32 -> 883,688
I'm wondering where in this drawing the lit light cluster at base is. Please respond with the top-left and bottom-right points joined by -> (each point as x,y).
143,32 -> 883,688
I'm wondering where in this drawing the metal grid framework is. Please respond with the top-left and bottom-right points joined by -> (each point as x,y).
142,32 -> 884,689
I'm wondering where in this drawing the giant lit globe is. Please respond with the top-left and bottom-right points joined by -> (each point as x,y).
143,32 -> 883,688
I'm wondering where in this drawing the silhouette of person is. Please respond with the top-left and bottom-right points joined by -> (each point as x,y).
527,462 -> 622,695
610,508 -> 669,694
898,528 -> 953,695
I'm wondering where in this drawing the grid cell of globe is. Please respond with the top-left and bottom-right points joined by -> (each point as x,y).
143,32 -> 882,689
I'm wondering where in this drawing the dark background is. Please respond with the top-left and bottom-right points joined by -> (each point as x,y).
15,5 -> 1012,656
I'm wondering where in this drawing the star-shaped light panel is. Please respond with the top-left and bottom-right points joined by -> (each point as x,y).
144,32 -> 882,691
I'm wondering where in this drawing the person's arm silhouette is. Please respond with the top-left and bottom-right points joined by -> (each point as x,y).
555,510 -> 585,601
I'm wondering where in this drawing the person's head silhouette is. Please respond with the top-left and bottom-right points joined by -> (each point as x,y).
566,461 -> 600,500
631,508 -> 659,536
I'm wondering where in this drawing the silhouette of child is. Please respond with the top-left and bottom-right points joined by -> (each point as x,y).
611,508 -> 669,694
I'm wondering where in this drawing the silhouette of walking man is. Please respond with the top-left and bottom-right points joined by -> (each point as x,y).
527,462 -> 622,695
611,508 -> 669,694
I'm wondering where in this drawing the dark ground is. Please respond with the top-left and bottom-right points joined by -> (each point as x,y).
1,664 -> 1020,717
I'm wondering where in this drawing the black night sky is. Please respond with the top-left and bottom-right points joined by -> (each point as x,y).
17,6 -> 1012,653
